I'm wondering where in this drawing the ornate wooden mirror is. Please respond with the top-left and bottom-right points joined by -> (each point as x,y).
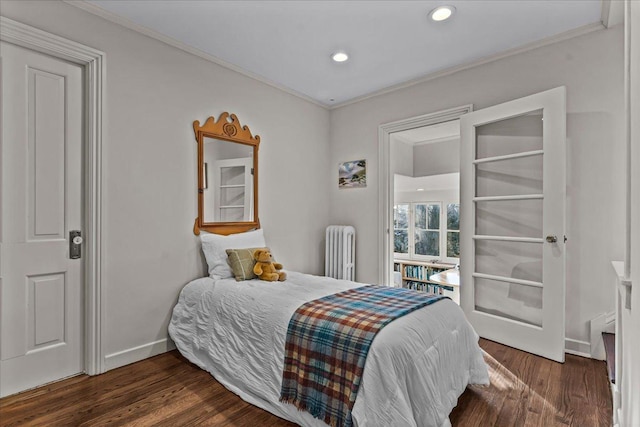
193,112 -> 260,235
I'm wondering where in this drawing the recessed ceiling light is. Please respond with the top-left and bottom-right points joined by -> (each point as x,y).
332,51 -> 349,62
429,5 -> 456,22
417,188 -> 425,192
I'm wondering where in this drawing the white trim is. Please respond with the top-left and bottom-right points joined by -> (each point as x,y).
334,22 -> 604,110
378,105 -> 472,285
63,0 -> 324,109
473,149 -> 544,164
0,16 -> 106,375
472,235 -> 544,244
624,0 -> 632,280
471,272 -> 543,289
473,194 -> 544,202
104,339 -> 176,371
564,338 -> 591,358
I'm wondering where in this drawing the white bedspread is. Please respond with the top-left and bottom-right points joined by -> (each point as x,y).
169,272 -> 489,427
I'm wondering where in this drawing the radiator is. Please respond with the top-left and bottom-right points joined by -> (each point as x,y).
325,225 -> 356,281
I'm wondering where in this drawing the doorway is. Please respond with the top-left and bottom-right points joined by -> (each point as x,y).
390,121 -> 461,303
378,105 -> 472,286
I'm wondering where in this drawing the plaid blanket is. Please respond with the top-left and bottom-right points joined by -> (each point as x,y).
280,285 -> 447,427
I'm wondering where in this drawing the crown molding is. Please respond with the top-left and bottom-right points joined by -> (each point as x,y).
62,0 -> 327,109
331,21 -> 605,110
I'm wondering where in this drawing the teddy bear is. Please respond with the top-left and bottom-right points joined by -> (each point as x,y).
253,248 -> 287,282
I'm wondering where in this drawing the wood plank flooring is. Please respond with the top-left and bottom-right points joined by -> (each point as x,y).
0,339 -> 611,426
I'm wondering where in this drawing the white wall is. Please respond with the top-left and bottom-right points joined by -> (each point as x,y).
2,1 -> 330,368
330,26 -> 625,347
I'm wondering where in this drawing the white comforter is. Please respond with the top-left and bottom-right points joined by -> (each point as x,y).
169,272 -> 489,427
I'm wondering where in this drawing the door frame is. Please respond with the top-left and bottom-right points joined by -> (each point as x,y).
1,17 -> 106,375
378,104 -> 472,285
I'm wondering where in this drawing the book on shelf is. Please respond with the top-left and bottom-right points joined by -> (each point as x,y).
402,280 -> 454,295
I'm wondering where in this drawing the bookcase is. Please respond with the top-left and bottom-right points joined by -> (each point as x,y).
393,259 -> 460,304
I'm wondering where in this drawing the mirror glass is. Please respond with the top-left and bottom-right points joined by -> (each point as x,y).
202,137 -> 254,223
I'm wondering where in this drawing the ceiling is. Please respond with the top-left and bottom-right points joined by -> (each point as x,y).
86,0 -> 604,107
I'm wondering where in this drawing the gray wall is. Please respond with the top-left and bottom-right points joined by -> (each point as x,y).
390,139 -> 413,177
413,139 -> 460,177
329,26 -> 625,346
2,1 -> 331,366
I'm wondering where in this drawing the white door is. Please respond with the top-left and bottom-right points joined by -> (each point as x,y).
0,41 -> 84,396
460,87 -> 566,362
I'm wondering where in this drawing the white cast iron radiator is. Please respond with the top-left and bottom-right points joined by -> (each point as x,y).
325,225 -> 356,281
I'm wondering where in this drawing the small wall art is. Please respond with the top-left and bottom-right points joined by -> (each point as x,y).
338,159 -> 366,189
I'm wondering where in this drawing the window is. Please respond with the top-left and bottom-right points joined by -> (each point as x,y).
393,204 -> 409,255
447,203 -> 460,258
414,203 -> 440,256
394,201 -> 459,261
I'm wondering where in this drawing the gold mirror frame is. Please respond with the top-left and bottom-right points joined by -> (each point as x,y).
193,112 -> 260,235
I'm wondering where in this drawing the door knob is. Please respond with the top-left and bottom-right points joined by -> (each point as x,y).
546,235 -> 558,243
70,230 -> 82,259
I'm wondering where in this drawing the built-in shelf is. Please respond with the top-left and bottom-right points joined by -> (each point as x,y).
393,259 -> 459,304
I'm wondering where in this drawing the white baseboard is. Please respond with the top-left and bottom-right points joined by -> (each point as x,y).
565,338 -> 591,358
103,338 -> 176,371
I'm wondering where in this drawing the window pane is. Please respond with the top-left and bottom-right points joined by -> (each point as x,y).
447,204 -> 459,230
475,240 -> 542,283
476,109 -> 543,159
474,277 -> 542,327
447,231 -> 460,258
415,230 -> 439,256
394,230 -> 408,253
394,204 -> 409,229
428,204 -> 440,229
415,204 -> 426,229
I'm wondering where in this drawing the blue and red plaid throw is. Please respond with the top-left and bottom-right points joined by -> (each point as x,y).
279,285 -> 447,427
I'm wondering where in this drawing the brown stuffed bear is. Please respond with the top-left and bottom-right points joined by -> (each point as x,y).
253,248 -> 287,282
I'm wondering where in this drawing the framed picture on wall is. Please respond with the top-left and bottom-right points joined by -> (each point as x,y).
339,159 -> 366,188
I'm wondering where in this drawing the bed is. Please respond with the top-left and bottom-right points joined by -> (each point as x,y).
169,270 -> 489,427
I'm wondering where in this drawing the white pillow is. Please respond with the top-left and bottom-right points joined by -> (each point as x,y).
200,229 -> 266,279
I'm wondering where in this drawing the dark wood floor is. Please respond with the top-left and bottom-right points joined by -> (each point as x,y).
0,339 -> 611,426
